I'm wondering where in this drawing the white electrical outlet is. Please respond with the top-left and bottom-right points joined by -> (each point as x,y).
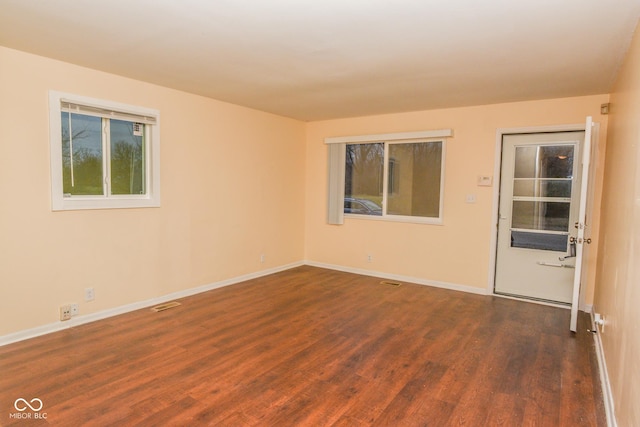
85,287 -> 95,302
367,254 -> 373,263
70,303 -> 79,316
260,254 -> 265,263
60,305 -> 72,321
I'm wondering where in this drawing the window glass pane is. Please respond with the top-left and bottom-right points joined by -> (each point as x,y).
387,142 -> 442,218
110,120 -> 145,195
512,201 -> 570,231
345,143 -> 383,215
511,231 -> 567,251
514,145 -> 574,179
513,179 -> 572,198
61,112 -> 103,196
344,198 -> 382,215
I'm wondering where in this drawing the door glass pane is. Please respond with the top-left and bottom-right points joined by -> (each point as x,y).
513,179 -> 535,197
110,120 -> 145,195
512,201 -> 570,231
514,145 -> 574,179
387,142 -> 442,217
514,146 -> 536,178
511,231 -> 568,251
541,180 -> 572,197
61,112 -> 103,196
513,180 -> 572,198
345,143 -> 384,215
539,146 -> 574,178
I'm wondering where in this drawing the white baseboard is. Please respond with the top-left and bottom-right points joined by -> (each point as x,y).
304,261 -> 489,295
590,309 -> 616,427
0,261 -> 304,347
0,260 -> 589,348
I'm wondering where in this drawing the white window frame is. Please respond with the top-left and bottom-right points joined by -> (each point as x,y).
49,91 -> 160,211
326,129 -> 450,225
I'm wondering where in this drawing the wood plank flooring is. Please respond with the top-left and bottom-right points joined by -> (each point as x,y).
0,266 -> 605,426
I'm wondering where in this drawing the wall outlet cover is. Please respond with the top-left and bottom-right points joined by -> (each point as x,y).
60,305 -> 72,321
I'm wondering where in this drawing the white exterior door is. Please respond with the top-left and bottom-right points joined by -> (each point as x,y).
494,131 -> 585,304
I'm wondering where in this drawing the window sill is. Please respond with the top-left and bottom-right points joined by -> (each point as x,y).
344,214 -> 443,225
52,196 -> 160,211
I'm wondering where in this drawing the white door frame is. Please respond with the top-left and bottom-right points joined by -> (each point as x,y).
487,123 -> 595,310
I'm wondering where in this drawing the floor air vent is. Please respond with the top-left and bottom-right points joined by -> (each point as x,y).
380,280 -> 402,287
151,301 -> 181,312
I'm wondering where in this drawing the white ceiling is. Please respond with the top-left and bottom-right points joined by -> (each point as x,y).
1,0 -> 639,121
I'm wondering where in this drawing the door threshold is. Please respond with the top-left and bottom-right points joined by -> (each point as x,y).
493,292 -> 571,309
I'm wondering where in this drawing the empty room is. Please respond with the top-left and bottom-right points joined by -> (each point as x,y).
1,1 -> 639,425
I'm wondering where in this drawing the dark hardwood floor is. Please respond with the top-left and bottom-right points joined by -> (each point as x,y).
0,266 -> 605,426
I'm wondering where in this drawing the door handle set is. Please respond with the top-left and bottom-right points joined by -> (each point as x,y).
569,236 -> 592,244
560,236 -> 592,261
560,240 -> 577,261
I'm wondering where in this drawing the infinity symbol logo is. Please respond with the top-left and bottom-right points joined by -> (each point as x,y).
14,398 -> 43,412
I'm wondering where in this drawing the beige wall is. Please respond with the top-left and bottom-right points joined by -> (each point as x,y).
305,95 -> 608,298
0,47 -> 306,336
594,25 -> 640,427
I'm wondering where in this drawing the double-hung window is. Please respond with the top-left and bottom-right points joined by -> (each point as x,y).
49,91 -> 160,210
326,130 -> 450,224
